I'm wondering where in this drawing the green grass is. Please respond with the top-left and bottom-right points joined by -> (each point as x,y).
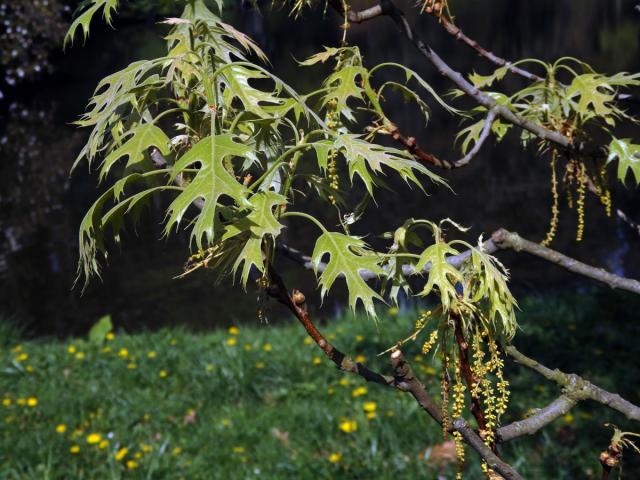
1,289 -> 639,479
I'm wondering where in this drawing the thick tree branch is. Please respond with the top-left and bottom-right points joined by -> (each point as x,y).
266,264 -> 524,480
505,346 -> 640,423
498,395 -> 577,442
491,228 -> 640,295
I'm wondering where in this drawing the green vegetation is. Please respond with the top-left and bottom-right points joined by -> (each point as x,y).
1,290 -> 638,479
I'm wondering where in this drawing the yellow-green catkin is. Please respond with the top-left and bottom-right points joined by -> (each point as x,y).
542,151 -> 560,247
597,163 -> 612,217
576,161 -> 587,242
452,366 -> 466,480
422,330 -> 438,355
441,352 -> 451,439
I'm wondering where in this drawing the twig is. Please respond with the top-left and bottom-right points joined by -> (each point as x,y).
452,108 -> 498,168
491,228 -> 640,295
617,209 -> 640,237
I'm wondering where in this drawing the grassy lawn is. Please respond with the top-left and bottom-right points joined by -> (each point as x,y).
1,290 -> 639,479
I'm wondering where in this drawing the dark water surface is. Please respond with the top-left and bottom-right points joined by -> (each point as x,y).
1,0 -> 639,335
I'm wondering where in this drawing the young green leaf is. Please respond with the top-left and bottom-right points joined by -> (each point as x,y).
311,232 -> 384,317
607,137 -> 640,186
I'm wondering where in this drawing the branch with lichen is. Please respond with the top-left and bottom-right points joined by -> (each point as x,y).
496,346 -> 640,443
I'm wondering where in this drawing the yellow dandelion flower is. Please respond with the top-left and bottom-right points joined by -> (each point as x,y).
354,354 -> 366,363
338,419 -> 357,433
255,362 -> 265,369
233,446 -> 245,454
312,356 -> 322,365
262,343 -> 272,352
228,326 -> 239,335
226,337 -> 237,347
98,440 -> 109,449
366,412 -> 377,420
86,433 -> 101,444
16,398 -> 26,406
106,332 -> 115,341
127,363 -> 137,370
11,344 -> 22,353
26,397 -> 38,407
351,387 -> 367,397
159,370 -> 168,378
243,344 -> 252,351
2,398 -> 11,407
141,444 -> 152,454
67,345 -> 76,354
114,447 -> 128,461
25,365 -> 34,373
327,388 -> 335,395
328,452 -> 342,463
386,411 -> 395,417
363,402 -> 376,413
75,352 -> 85,360
205,364 -> 215,372
303,337 -> 312,345
355,335 -> 364,342
172,447 -> 182,456
147,351 -> 157,359
117,348 -> 129,358
16,353 -> 29,362
339,378 -> 349,387
102,346 -> 111,353
134,452 -> 142,459
563,413 -> 575,424
222,419 -> 231,427
328,334 -> 336,340
70,445 -> 80,454
126,460 -> 138,470
55,424 -> 67,434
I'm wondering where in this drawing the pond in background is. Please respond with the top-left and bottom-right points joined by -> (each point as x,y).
1,0 -> 639,336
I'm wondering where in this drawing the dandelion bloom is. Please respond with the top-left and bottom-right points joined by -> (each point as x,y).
67,345 -> 76,354
226,337 -> 237,347
86,433 -> 102,444
118,348 -> 129,358
312,356 -> 322,365
147,351 -> 157,359
366,412 -> 377,420
355,335 -> 364,342
363,402 -> 376,413
351,386 -> 367,397
126,460 -> 138,470
172,447 -> 182,456
303,337 -> 312,345
114,447 -> 128,461
243,344 -> 252,351
159,370 -> 168,378
106,332 -> 115,341
70,445 -> 80,454
328,452 -> 342,463
2,398 -> 11,407
221,419 -> 231,427
75,352 -> 85,360
233,446 -> 245,454
338,419 -> 357,433
16,398 -> 26,406
228,326 -> 239,335
354,354 -> 366,363
98,440 -> 109,449
255,362 -> 265,369
262,343 -> 272,352
55,424 -> 66,434
26,397 -> 38,407
339,378 -> 349,387
205,364 -> 215,372
127,363 -> 137,370
102,346 -> 112,353
141,444 -> 152,454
